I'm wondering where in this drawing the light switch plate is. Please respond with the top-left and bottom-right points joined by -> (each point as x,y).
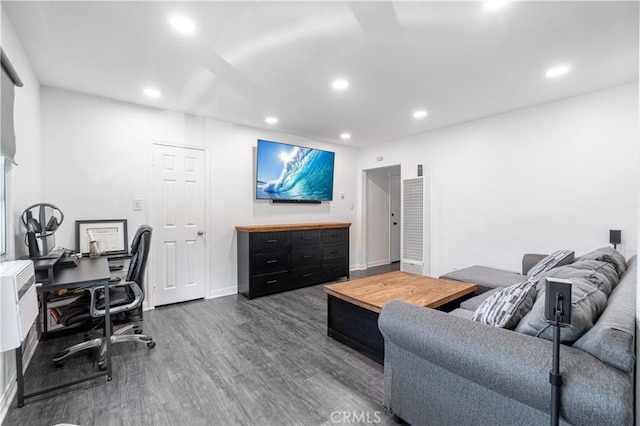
132,198 -> 143,211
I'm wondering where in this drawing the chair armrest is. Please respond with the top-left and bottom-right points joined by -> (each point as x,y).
522,253 -> 546,275
89,281 -> 143,318
378,300 -> 633,425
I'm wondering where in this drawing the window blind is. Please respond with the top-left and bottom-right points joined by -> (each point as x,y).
1,49 -> 23,164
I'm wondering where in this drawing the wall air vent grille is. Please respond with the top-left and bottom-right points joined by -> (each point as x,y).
401,260 -> 423,275
402,177 -> 424,262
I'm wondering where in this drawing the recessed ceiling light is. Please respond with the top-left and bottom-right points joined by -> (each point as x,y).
340,133 -> 351,140
170,16 -> 195,34
332,80 -> 349,90
144,88 -> 161,99
545,65 -> 571,79
484,0 -> 510,10
265,116 -> 278,124
413,110 -> 428,119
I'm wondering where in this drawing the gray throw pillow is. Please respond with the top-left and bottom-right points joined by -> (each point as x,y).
527,250 -> 575,280
472,281 -> 537,329
573,260 -> 636,372
576,247 -> 627,278
533,260 -> 618,295
515,277 -> 608,343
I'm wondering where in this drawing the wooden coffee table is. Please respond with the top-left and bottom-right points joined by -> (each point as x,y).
324,271 -> 477,364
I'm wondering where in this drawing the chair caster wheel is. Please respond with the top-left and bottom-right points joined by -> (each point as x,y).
147,341 -> 156,349
53,359 -> 65,368
134,329 -> 143,334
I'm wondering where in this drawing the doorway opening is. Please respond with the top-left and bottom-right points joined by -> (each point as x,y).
363,165 -> 401,269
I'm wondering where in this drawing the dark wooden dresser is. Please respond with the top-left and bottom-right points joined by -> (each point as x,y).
236,223 -> 351,299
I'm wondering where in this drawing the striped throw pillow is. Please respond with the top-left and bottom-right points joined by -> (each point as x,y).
472,281 -> 538,329
527,250 -> 575,280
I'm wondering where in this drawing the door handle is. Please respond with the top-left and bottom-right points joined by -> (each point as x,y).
393,222 -> 398,225
197,230 -> 205,236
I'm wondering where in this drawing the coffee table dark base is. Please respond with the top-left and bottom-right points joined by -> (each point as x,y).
327,295 -> 384,364
327,293 -> 474,365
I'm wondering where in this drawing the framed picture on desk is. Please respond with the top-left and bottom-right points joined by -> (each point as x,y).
76,219 -> 128,256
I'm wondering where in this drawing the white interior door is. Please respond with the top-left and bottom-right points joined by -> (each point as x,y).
390,173 -> 401,262
152,144 -> 206,306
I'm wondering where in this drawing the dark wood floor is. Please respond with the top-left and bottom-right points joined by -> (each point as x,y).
4,263 -> 400,426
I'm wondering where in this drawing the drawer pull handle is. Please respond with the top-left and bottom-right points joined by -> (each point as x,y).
266,280 -> 278,284
302,255 -> 312,259
302,273 -> 312,278
330,251 -> 339,255
332,268 -> 341,272
266,239 -> 278,243
301,237 -> 312,240
266,260 -> 279,264
330,234 -> 338,237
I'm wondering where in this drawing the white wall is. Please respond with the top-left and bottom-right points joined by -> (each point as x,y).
0,6 -> 42,421
40,87 -> 359,299
357,83 -> 639,277
1,8 -> 42,259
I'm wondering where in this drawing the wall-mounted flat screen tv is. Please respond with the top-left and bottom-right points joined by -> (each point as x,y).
256,139 -> 335,202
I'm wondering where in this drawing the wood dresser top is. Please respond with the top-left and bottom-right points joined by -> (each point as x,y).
235,222 -> 351,232
324,271 -> 477,313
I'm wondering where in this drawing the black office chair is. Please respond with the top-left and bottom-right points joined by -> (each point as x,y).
53,225 -> 155,370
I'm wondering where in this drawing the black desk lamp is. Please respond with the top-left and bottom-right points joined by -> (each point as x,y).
609,230 -> 621,250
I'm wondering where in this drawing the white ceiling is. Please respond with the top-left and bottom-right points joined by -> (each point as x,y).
3,1 -> 638,147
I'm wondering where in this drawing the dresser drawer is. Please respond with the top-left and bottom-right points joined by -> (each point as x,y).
290,247 -> 323,267
291,230 -> 321,247
323,261 -> 349,281
323,228 -> 349,244
252,251 -> 289,275
289,266 -> 323,287
251,231 -> 291,251
250,272 -> 291,297
323,244 -> 348,261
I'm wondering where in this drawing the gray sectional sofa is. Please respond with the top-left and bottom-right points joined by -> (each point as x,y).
378,248 -> 636,425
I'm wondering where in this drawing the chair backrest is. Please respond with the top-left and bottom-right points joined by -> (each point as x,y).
126,225 -> 153,298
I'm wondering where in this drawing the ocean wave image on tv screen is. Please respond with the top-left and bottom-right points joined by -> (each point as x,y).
257,142 -> 334,201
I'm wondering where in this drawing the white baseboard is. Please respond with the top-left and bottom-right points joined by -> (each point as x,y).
0,328 -> 39,424
366,259 -> 391,268
350,263 -> 368,271
207,286 -> 236,299
142,301 -> 153,311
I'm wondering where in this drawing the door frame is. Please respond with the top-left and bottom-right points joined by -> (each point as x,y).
146,139 -> 211,310
389,172 -> 401,263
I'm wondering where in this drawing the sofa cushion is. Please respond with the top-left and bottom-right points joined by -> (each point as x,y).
439,266 -> 524,293
526,250 -> 575,280
515,277 -> 608,343
460,287 -> 501,311
449,308 -> 474,320
577,247 -> 627,279
573,260 -> 636,373
533,260 -> 619,295
472,281 -> 537,329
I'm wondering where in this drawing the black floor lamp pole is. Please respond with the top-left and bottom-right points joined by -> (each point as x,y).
550,306 -> 562,426
545,278 -> 571,426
